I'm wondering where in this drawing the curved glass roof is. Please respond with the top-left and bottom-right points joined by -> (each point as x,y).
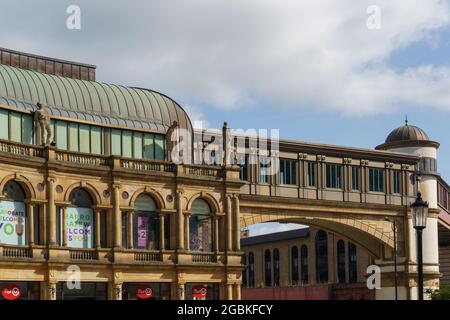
0,64 -> 192,134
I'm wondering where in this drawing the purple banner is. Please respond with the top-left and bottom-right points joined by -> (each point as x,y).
137,215 -> 149,247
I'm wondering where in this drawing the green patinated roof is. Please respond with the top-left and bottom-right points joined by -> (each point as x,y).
0,64 -> 192,133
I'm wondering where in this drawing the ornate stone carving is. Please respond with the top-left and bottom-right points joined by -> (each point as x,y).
166,121 -> 179,162
34,102 -> 52,146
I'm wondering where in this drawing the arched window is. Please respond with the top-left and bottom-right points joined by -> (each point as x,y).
337,240 -> 346,284
1,181 -> 26,246
300,245 -> 309,284
66,188 -> 94,248
189,199 -> 213,252
69,188 -> 93,208
134,194 -> 159,250
249,252 -> 255,288
348,242 -> 357,283
264,249 -> 272,287
3,181 -> 25,201
291,246 -> 299,285
315,230 -> 328,284
273,249 -> 280,287
242,255 -> 247,288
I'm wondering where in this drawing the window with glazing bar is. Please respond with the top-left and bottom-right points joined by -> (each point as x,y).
280,159 -> 297,185
393,170 -> 401,194
351,166 -> 359,190
326,164 -> 342,189
306,162 -> 316,187
369,168 -> 385,192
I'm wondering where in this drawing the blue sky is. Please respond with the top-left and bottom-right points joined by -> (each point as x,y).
1,0 -> 450,235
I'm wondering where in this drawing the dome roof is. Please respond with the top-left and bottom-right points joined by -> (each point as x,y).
0,64 -> 192,134
376,121 -> 439,150
385,124 -> 429,143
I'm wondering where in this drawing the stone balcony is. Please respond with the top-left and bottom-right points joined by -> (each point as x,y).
0,138 -> 241,182
0,244 -> 243,268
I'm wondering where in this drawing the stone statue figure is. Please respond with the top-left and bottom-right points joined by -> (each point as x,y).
34,102 -> 52,145
166,120 -> 179,162
222,122 -> 235,166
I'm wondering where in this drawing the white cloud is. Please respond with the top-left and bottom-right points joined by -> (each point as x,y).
1,0 -> 450,115
248,223 -> 307,237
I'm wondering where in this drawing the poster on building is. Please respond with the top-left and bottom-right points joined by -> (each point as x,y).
137,215 -> 149,248
0,200 -> 26,245
65,207 -> 94,248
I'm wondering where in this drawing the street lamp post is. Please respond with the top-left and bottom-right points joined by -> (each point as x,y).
410,192 -> 429,301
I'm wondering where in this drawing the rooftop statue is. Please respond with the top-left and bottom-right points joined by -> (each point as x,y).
34,102 -> 52,146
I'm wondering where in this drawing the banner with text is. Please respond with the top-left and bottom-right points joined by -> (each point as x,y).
0,200 -> 26,245
66,207 -> 94,248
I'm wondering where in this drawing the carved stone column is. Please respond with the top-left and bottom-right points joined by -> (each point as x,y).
95,210 -> 101,248
47,282 -> 57,300
47,178 -> 56,246
234,283 -> 241,300
226,195 -> 233,252
61,206 -> 68,247
226,283 -> 233,300
113,185 -> 122,248
177,283 -> 186,300
114,284 -> 122,300
176,190 -> 184,250
26,201 -> 34,245
127,210 -> 134,249
214,216 -> 220,252
159,213 -> 165,250
233,194 -> 240,251
184,212 -> 190,250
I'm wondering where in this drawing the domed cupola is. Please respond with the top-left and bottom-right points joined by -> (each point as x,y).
376,119 -> 439,151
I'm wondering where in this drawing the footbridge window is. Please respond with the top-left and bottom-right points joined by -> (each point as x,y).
325,164 -> 342,189
369,168 -> 385,192
189,199 -> 213,252
0,181 -> 27,246
315,230 -> 329,284
280,159 -> 297,185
